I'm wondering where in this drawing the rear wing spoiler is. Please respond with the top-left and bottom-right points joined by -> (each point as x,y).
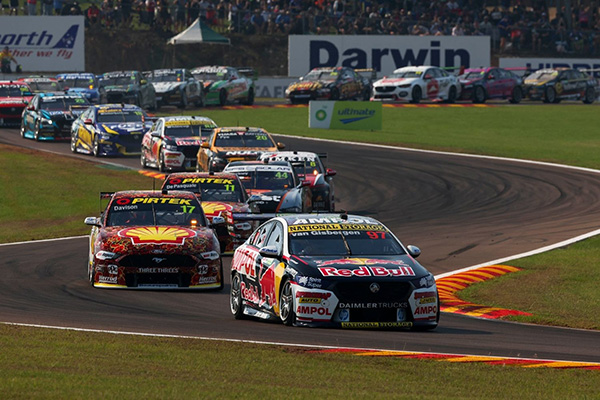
355,68 -> 376,82
100,192 -> 115,200
238,67 -> 257,80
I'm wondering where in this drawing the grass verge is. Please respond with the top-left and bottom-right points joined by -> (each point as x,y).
1,324 -> 599,400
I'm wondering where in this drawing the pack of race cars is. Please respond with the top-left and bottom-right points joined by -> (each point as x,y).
6,63 -> 598,332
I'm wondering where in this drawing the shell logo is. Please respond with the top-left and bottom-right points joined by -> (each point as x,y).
202,202 -> 229,216
119,226 -> 196,245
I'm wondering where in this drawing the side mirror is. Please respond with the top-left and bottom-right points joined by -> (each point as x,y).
201,142 -> 210,148
84,216 -> 101,227
300,180 -> 311,187
326,168 -> 337,177
277,142 -> 285,150
84,118 -> 93,125
259,245 -> 280,258
151,131 -> 161,138
140,79 -> 147,85
406,245 -> 421,258
211,216 -> 226,226
27,105 -> 35,111
247,194 -> 261,204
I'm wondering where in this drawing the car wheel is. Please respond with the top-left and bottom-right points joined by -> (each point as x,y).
243,88 -> 255,105
446,86 -> 457,103
194,90 -> 205,107
362,88 -> 370,101
230,272 -> 244,319
34,121 -> 41,141
150,96 -> 158,111
583,87 -> 596,104
219,89 -> 227,106
410,86 -> 422,104
140,149 -> 147,168
216,261 -> 224,291
544,86 -> 556,103
88,261 -> 95,286
473,86 -> 486,103
509,86 -> 523,104
179,92 -> 188,109
279,279 -> 296,326
158,149 -> 166,172
20,120 -> 26,138
70,135 -> 78,153
330,88 -> 340,101
92,134 -> 101,157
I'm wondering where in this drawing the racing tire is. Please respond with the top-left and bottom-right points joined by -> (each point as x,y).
279,279 -> 296,326
473,86 -> 486,103
150,97 -> 159,111
219,89 -> 227,106
216,261 -> 224,291
179,92 -> 188,109
20,121 -> 26,138
243,88 -> 255,106
361,88 -> 371,101
136,94 -> 142,107
33,121 -> 41,141
409,86 -> 422,104
583,87 -> 596,104
230,273 -> 245,319
158,149 -> 166,172
92,135 -> 101,157
446,86 -> 457,103
330,88 -> 340,101
140,150 -> 147,168
509,86 -> 523,104
88,261 -> 95,286
194,90 -> 205,107
543,86 -> 556,103
70,135 -> 78,153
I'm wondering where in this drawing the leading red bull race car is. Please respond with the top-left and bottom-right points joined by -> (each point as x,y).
229,213 -> 439,329
84,190 -> 224,290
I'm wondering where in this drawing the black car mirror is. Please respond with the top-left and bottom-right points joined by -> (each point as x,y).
259,245 -> 281,259
84,217 -> 101,227
406,245 -> 421,258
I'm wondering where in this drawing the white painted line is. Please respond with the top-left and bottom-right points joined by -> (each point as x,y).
3,321 -> 596,365
0,235 -> 87,247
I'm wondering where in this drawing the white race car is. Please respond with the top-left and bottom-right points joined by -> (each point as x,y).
371,66 -> 461,103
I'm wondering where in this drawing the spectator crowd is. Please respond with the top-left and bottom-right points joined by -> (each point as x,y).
3,0 -> 600,57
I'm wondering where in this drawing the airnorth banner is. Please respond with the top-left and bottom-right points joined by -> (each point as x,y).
309,101 -> 382,130
0,16 -> 85,72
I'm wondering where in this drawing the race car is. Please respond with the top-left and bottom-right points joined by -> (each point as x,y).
523,68 -> 598,104
190,66 -> 255,106
70,103 -> 153,157
17,76 -> 63,94
371,66 -> 461,103
285,67 -> 371,104
98,70 -> 158,110
140,116 -> 218,172
259,151 -> 337,211
145,69 -> 204,108
56,72 -> 100,103
197,127 -> 285,172
20,93 -> 90,141
458,67 -> 524,104
84,190 -> 224,290
229,213 -> 439,329
223,161 -> 312,214
161,172 -> 258,253
0,81 -> 34,126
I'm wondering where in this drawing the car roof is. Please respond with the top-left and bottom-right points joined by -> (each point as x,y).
164,172 -> 240,181
224,162 -> 293,173
94,103 -> 143,111
392,66 -> 432,73
260,151 -> 319,162
276,213 -> 383,226
214,126 -> 266,134
111,190 -> 197,199
161,115 -> 217,125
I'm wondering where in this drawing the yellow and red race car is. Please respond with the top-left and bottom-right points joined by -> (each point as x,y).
161,172 -> 258,253
141,115 -> 217,172
196,126 -> 285,172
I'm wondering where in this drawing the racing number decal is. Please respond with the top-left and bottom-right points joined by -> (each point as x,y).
366,231 -> 386,239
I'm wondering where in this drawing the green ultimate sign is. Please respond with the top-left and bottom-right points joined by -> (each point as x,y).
309,101 -> 382,130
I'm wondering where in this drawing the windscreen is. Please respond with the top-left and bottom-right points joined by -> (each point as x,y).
164,120 -> 215,138
192,69 -> 225,81
28,81 -> 62,92
214,131 -> 275,148
162,177 -> 245,203
460,71 -> 485,79
236,170 -> 294,190
304,70 -> 337,82
0,84 -> 31,97
106,196 -> 205,227
101,75 -> 135,86
288,224 -> 406,256
390,70 -> 422,79
149,71 -> 181,82
41,97 -> 89,110
61,77 -> 96,88
97,109 -> 144,123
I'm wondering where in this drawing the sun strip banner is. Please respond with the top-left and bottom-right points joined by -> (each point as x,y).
436,265 -> 532,319
307,348 -> 600,370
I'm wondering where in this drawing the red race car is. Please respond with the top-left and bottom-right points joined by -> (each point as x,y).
0,80 -> 34,126
458,67 -> 524,104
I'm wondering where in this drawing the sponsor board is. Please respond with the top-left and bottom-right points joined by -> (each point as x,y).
255,77 -> 297,98
0,16 -> 85,71
289,35 -> 490,77
309,101 -> 382,130
499,57 -> 600,78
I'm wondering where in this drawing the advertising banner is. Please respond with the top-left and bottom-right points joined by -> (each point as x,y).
255,76 -> 296,98
289,35 -> 490,77
309,101 -> 382,130
500,57 -> 600,78
0,16 -> 85,72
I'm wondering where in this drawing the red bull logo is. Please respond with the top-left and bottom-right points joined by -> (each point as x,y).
119,226 -> 196,245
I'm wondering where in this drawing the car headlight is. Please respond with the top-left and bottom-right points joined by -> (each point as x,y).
41,118 -> 54,125
96,250 -> 119,260
415,273 -> 436,288
211,157 -> 226,167
99,132 -> 112,140
163,144 -> 178,151
201,251 -> 220,260
398,84 -> 411,88
234,222 -> 252,231
317,88 -> 331,94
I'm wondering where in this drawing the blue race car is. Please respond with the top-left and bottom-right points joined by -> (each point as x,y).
20,93 -> 90,141
70,103 -> 153,156
56,72 -> 100,103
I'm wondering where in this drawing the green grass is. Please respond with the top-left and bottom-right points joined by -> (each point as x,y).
1,324 -> 599,400
0,145 -> 154,243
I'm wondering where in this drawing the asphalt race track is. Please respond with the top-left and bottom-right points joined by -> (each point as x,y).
1,126 -> 600,363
